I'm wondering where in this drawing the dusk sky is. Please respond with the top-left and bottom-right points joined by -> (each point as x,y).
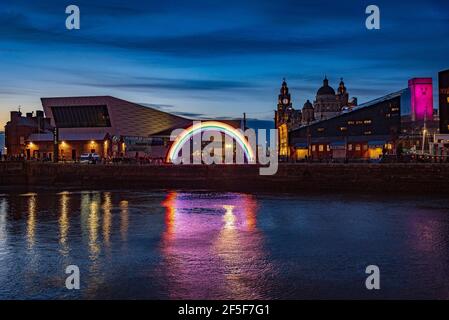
1,0 -> 448,128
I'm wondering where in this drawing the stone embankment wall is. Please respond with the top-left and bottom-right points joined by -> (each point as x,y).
0,162 -> 448,194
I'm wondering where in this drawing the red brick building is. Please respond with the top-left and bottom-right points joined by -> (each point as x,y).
4,110 -> 53,159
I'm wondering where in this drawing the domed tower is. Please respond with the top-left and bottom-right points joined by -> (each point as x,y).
338,78 -> 346,95
302,100 -> 315,125
336,77 -> 349,108
317,77 -> 336,96
313,76 -> 340,120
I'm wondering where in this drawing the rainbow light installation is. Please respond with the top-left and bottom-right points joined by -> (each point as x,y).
166,121 -> 255,163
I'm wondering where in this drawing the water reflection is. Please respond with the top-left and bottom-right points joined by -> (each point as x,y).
1,191 -> 449,299
102,192 -> 112,250
58,192 -> 70,256
0,198 -> 8,257
88,193 -> 101,260
160,192 -> 273,299
214,203 -> 271,299
120,200 -> 129,242
26,195 -> 37,249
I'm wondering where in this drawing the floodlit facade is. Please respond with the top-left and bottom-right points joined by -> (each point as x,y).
40,96 -> 192,160
5,96 -> 242,162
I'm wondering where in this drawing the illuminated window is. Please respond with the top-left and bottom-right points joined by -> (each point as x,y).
319,145 -> 324,152
340,127 -> 347,131
355,144 -> 361,151
447,97 -> 449,103
312,145 -> 316,151
364,120 -> 372,124
347,121 -> 355,125
326,145 -> 330,152
348,144 -> 353,151
364,131 -> 372,135
317,128 -> 325,132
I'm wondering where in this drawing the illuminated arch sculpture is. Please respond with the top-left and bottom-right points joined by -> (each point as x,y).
166,121 -> 255,163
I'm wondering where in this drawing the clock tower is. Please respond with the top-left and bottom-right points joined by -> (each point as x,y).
275,78 -> 301,160
275,78 -> 300,129
277,78 -> 293,118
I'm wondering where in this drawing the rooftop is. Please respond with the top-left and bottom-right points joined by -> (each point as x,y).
294,90 -> 406,130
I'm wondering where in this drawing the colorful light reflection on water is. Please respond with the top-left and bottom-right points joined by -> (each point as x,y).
0,190 -> 449,299
160,191 -> 274,299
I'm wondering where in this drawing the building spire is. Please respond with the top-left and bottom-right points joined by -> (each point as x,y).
281,78 -> 288,95
338,77 -> 347,94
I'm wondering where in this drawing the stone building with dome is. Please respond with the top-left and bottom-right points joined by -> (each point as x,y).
314,77 -> 357,120
274,76 -> 359,161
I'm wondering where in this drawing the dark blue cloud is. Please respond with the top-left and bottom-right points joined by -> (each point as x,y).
140,103 -> 175,109
76,77 -> 255,91
172,112 -> 207,119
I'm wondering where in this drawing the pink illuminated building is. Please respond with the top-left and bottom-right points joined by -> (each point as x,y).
408,78 -> 434,122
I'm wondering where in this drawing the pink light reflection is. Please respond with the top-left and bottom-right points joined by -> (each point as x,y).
159,192 -> 274,299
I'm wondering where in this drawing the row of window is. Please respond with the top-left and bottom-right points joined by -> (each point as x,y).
309,143 -> 393,152
347,119 -> 372,125
316,120 -> 374,133
310,144 -> 370,152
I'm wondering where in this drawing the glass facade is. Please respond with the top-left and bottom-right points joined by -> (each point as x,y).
51,105 -> 111,128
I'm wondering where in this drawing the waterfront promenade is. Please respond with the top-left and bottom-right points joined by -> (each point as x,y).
1,161 -> 448,194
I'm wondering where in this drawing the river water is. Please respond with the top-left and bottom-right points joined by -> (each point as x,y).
0,190 -> 448,299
